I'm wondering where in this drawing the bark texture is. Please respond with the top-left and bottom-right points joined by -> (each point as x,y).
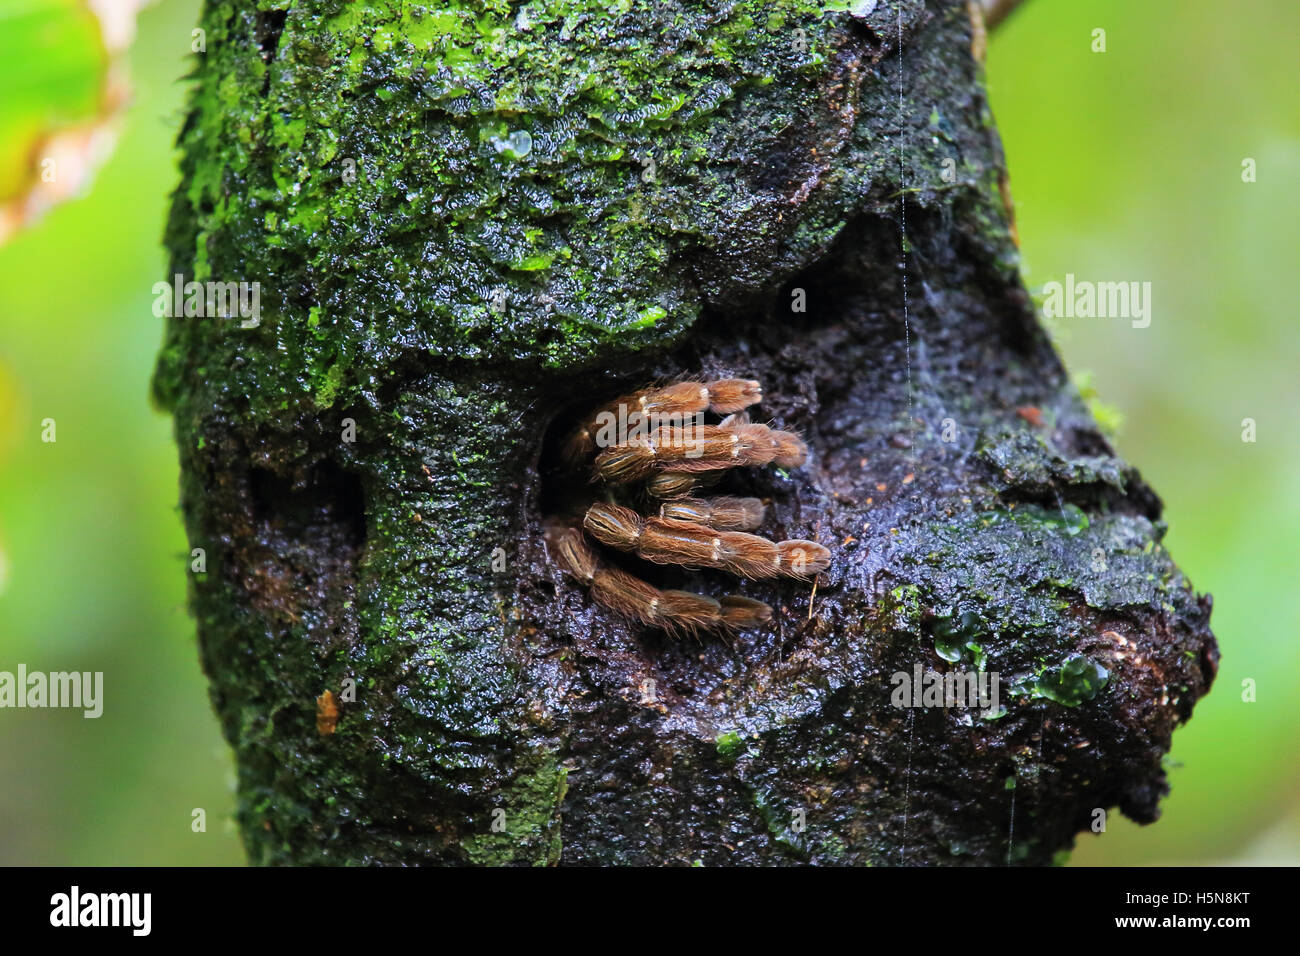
154,0 -> 1217,865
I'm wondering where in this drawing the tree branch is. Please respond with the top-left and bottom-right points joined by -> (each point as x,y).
153,0 -> 1216,866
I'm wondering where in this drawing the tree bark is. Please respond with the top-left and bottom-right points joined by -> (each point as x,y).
154,0 -> 1217,865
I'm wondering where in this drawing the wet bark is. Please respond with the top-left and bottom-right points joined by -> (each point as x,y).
154,0 -> 1217,865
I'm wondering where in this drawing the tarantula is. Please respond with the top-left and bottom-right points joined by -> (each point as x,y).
545,377 -> 830,636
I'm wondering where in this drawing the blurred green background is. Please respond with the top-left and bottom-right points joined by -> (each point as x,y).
0,0 -> 1294,865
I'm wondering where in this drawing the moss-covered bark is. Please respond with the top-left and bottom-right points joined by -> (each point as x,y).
154,0 -> 1217,865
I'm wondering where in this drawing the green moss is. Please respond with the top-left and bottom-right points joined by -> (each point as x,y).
715,731 -> 745,761
752,787 -> 809,860
900,448 -> 1202,719
883,583 -> 924,634
461,750 -> 568,866
818,832 -> 848,860
978,503 -> 1089,536
1074,370 -> 1126,439
153,0 -> 954,419
1028,654 -> 1109,707
313,362 -> 345,408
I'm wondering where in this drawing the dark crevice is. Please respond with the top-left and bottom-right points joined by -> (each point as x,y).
249,462 -> 366,550
255,7 -> 290,97
255,8 -> 289,61
233,459 -> 366,647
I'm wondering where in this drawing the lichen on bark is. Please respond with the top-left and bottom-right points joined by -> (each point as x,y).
154,0 -> 1216,865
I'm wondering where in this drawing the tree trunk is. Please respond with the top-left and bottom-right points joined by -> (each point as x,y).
153,0 -> 1217,865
